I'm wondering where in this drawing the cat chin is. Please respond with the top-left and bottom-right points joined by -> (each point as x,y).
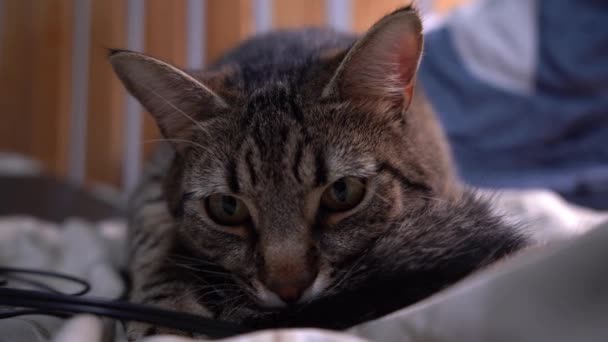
254,287 -> 287,308
252,273 -> 329,308
300,272 -> 330,302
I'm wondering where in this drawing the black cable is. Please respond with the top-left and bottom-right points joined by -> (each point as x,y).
0,266 -> 248,338
0,267 -> 90,296
5,274 -> 68,295
0,309 -> 70,319
0,288 -> 249,338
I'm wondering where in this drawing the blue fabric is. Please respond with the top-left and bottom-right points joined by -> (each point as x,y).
418,0 -> 608,209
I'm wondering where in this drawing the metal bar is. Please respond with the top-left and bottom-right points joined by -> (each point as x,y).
187,0 -> 206,69
326,0 -> 352,32
67,0 -> 92,185
253,0 -> 273,34
122,0 -> 145,195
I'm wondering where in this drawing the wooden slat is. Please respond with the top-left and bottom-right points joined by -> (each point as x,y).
142,0 -> 255,160
85,0 -> 126,186
273,0 -> 325,29
352,0 -> 469,33
0,0 -> 471,190
206,0 -> 253,64
435,0 -> 470,14
0,0 -> 72,177
353,0 -> 411,32
54,1 -> 74,178
142,0 -> 187,159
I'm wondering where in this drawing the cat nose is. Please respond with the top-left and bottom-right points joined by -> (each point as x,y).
266,276 -> 315,304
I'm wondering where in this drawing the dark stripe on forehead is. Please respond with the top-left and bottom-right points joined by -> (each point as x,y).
292,140 -> 304,183
245,149 -> 257,186
138,233 -> 165,253
226,159 -> 240,193
379,162 -> 432,193
314,148 -> 328,186
240,99 -> 257,132
275,84 -> 305,125
172,191 -> 195,218
294,61 -> 308,89
240,64 -> 265,89
278,125 -> 291,169
241,87 -> 272,133
252,123 -> 267,161
279,125 -> 290,145
287,93 -> 304,123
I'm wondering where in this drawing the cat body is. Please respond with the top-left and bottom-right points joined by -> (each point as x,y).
111,6 -> 528,339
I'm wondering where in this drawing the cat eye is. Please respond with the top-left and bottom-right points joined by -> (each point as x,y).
205,194 -> 251,226
320,177 -> 366,212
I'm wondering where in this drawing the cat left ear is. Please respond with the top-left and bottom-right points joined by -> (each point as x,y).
109,50 -> 227,146
323,6 -> 423,111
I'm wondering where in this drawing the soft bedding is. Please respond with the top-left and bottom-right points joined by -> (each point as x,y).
1,189 -> 606,342
419,0 -> 608,209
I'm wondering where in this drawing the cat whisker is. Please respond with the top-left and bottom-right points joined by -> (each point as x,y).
168,262 -> 236,283
195,286 -> 229,299
369,187 -> 392,205
172,264 -> 234,279
172,286 -> 202,304
168,255 -> 222,267
142,138 -> 208,152
196,291 -> 247,312
169,255 -> 220,265
417,194 -> 448,205
196,285 -> 242,296
167,256 -> 227,270
188,268 -> 233,278
167,260 -> 203,272
218,294 -> 248,309
223,302 -> 247,320
325,248 -> 372,295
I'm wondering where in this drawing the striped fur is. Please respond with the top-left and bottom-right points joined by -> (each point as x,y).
111,6 -> 529,340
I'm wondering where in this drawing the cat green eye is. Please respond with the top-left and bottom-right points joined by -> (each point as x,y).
205,194 -> 251,226
321,177 -> 366,212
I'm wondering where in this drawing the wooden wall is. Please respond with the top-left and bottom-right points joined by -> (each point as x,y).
0,0 -> 467,190
0,0 -> 73,177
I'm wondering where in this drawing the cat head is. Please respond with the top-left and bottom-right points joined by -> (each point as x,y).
111,6 -> 459,309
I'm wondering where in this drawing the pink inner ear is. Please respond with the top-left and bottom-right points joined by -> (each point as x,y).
335,12 -> 422,109
395,34 -> 420,108
396,34 -> 421,86
398,37 -> 418,84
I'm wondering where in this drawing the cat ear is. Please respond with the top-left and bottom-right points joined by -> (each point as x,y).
323,6 -> 423,111
109,50 -> 227,142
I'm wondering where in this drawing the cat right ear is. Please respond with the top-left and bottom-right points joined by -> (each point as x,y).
322,6 -> 423,112
109,50 -> 227,144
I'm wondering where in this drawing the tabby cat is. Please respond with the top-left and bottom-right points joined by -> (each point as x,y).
110,6 -> 528,340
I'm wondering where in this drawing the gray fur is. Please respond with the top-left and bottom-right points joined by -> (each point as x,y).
110,6 -> 529,340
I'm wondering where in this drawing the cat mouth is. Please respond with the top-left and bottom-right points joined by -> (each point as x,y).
252,288 -> 289,309
250,274 -> 329,309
